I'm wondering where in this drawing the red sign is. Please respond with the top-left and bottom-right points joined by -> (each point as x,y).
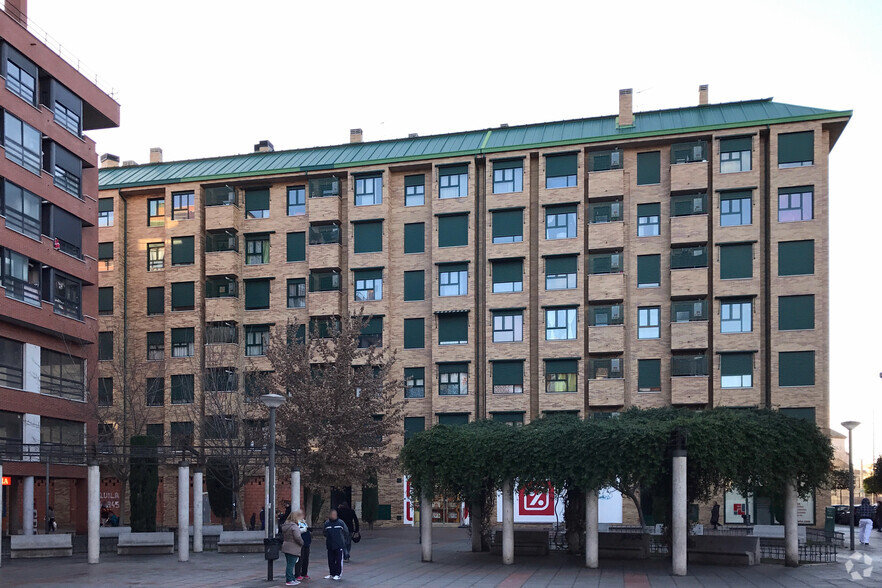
518,484 -> 555,517
1,476 -> 10,486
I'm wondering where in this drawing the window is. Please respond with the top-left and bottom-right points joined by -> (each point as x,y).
404,175 -> 425,206
282,231 -> 305,263
98,287 -> 113,315
588,303 -> 623,327
309,269 -> 341,292
53,95 -> 80,135
2,249 -> 40,306
147,198 -> 165,227
637,203 -> 660,237
170,374 -> 194,404
98,198 -> 114,227
403,318 -> 425,349
287,186 -> 306,216
205,321 -> 238,345
438,363 -> 468,395
491,209 -> 524,245
245,325 -> 270,356
439,165 -> 468,198
54,147 -> 83,199
545,307 -> 577,340
244,187 -> 270,218
170,421 -> 194,447
493,159 -> 523,194
778,131 -> 813,168
545,255 -> 577,290
0,336 -> 23,390
672,354 -> 708,377
98,378 -> 113,407
309,316 -> 340,339
355,174 -> 383,206
206,276 -> 237,298
244,372 -> 270,403
205,186 -> 236,206
404,270 -> 424,301
98,242 -> 114,271
588,251 -> 623,274
779,351 -> 815,386
353,221 -> 383,253
670,193 -> 707,217
719,243 -> 752,279
492,360 -> 524,394
637,359 -> 661,392
778,187 -> 813,222
545,205 -> 577,239
171,236 -> 195,266
3,112 -> 40,174
588,199 -> 623,223
52,272 -> 81,319
588,149 -> 622,172
720,137 -> 752,173
3,180 -> 41,239
204,367 -> 238,393
287,278 -> 306,308
146,286 -> 164,315
545,359 -> 577,393
778,240 -> 814,276
588,356 -> 622,379
438,312 -> 468,345
721,353 -> 753,388
147,331 -> 164,361
438,214 -> 468,247
404,368 -> 425,399
146,377 -> 165,406
404,223 -> 425,253
40,417 -> 84,449
637,307 -> 660,339
171,281 -> 195,311
98,332 -> 113,361
672,299 -> 707,322
720,192 -> 752,226
245,234 -> 270,265
637,254 -> 661,287
721,298 -> 752,333
546,153 -> 578,187
354,269 -> 382,301
145,423 -> 164,441
779,295 -> 814,331
147,243 -> 164,271
171,328 -> 195,357
404,416 -> 425,441
204,230 -> 237,253
439,263 -> 468,297
307,176 -> 340,199
491,259 -> 523,293
172,192 -> 195,220
492,310 -> 523,342
357,317 -> 383,348
670,246 -> 707,270
671,140 -> 707,164
309,222 -> 341,245
40,348 -> 85,400
5,54 -> 37,104
244,279 -> 271,310
636,151 -> 660,185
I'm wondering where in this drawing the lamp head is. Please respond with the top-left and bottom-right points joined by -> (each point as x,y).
841,421 -> 861,431
260,393 -> 286,409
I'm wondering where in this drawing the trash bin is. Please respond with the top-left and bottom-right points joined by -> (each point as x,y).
264,537 -> 280,561
824,506 -> 836,538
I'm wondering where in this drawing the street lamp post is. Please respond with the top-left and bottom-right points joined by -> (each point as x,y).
261,393 -> 286,581
842,420 -> 860,551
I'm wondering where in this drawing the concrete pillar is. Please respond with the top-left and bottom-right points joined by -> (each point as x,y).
87,463 -> 100,564
470,500 -> 483,552
585,489 -> 599,569
420,487 -> 432,562
291,470 -> 301,513
193,469 -> 203,553
784,481 -> 799,567
177,462 -> 189,562
23,476 -> 34,536
502,480 -> 514,565
672,450 -> 687,576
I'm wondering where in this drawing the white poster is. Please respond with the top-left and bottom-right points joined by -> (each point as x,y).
598,487 -> 623,524
402,476 -> 414,526
724,490 -> 814,525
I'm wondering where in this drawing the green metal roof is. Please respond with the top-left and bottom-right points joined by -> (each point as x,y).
99,98 -> 850,190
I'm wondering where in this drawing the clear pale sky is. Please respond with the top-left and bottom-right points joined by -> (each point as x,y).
22,0 -> 882,463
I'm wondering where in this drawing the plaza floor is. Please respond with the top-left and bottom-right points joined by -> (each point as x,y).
0,525 -> 878,587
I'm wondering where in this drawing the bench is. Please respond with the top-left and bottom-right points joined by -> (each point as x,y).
117,532 -> 174,555
688,534 -> 760,566
99,526 -> 132,537
217,530 -> 266,553
750,525 -> 806,541
10,534 -> 73,558
490,530 -> 549,556
598,532 -> 650,560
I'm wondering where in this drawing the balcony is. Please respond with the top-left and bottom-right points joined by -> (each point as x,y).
670,162 -> 708,192
587,169 -> 625,198
205,250 -> 239,276
308,289 -> 342,316
671,321 -> 708,350
307,194 -> 342,222
670,268 -> 707,297
309,244 -> 341,269
588,378 -> 625,407
587,273 -> 624,300
205,296 -> 239,321
670,215 -> 708,244
205,203 -> 241,231
588,325 -> 624,353
671,376 -> 709,405
587,222 -> 624,250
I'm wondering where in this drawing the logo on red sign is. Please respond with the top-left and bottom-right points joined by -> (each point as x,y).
1,476 -> 10,486
518,485 -> 555,516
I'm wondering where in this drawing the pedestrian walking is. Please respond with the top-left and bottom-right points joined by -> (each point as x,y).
259,506 -> 265,531
47,506 -> 56,532
857,497 -> 874,545
336,501 -> 359,561
249,512 -> 256,531
710,502 -> 720,530
295,508 -> 312,581
323,509 -> 349,581
281,511 -> 304,586
875,500 -> 882,532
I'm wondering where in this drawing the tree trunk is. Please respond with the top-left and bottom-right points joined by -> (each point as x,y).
119,478 -> 128,526
236,487 -> 247,530
627,491 -> 646,528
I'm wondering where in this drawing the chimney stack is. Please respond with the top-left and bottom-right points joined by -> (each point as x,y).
350,128 -> 363,144
6,0 -> 27,25
408,133 -> 419,138
254,140 -> 274,153
149,147 -> 163,164
699,84 -> 709,106
618,88 -> 634,128
100,153 -> 120,168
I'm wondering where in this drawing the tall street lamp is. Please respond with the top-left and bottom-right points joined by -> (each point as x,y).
262,393 -> 286,581
842,420 -> 860,551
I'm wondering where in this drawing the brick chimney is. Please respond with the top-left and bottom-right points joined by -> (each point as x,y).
350,129 -> 363,144
6,0 -> 27,24
149,147 -> 163,164
699,84 -> 709,106
254,140 -> 274,153
618,88 -> 634,128
122,160 -> 137,167
100,153 -> 119,168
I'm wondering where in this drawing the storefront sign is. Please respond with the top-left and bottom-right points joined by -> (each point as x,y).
1,476 -> 10,486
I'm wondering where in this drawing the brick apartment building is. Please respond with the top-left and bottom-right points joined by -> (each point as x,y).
95,86 -> 849,527
0,0 -> 120,535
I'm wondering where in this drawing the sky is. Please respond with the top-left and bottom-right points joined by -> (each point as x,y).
19,0 -> 882,463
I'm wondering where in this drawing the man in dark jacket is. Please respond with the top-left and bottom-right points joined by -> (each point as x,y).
337,502 -> 359,561
857,497 -> 875,545
323,509 -> 349,580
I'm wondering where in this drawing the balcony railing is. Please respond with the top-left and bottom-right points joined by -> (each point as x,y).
671,140 -> 708,164
3,276 -> 41,306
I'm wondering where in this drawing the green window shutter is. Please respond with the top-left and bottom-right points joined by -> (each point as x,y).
171,282 -> 194,310
492,412 -> 524,424
439,164 -> 468,176
403,318 -> 425,349
361,317 -> 383,335
98,332 -> 113,360
720,137 -> 752,153
404,175 -> 424,188
171,328 -> 194,345
492,360 -> 523,386
720,244 -> 752,279
545,359 -> 577,374
778,131 -> 814,165
492,209 -> 523,240
637,203 -> 660,217
98,198 -> 114,212
637,254 -> 661,286
546,154 -> 577,177
438,214 -> 468,247
146,287 -> 164,315
720,190 -> 752,202
779,407 -> 816,423
438,362 -> 468,374
98,287 -> 113,313
778,240 -> 814,276
438,413 -> 469,426
146,331 -> 163,348
547,204 -> 577,216
353,268 -> 382,281
404,223 -> 425,253
286,232 -> 305,262
438,313 -> 468,344
244,187 -> 270,212
637,359 -> 661,389
779,295 -> 814,331
721,353 -> 753,376
637,151 -> 661,185
779,351 -> 815,386
244,280 -> 270,309
171,236 -> 195,265
403,270 -> 424,301
546,255 -> 577,274
98,242 -> 114,259
354,221 -> 383,253
492,259 -> 523,284
494,159 -> 523,171
404,416 -> 425,442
